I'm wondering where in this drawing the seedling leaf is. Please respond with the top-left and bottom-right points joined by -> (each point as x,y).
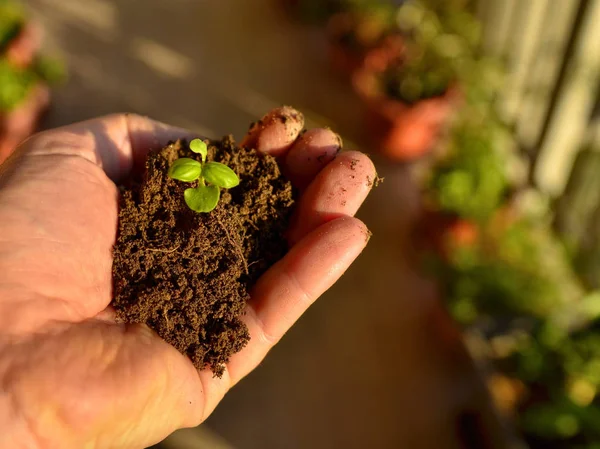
168,158 -> 202,182
202,162 -> 240,189
190,139 -> 208,162
184,185 -> 221,213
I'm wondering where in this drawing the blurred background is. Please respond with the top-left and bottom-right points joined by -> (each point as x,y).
1,0 -> 600,448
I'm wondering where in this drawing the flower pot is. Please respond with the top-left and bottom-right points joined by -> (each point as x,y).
0,83 -> 50,164
353,46 -> 459,162
4,22 -> 41,69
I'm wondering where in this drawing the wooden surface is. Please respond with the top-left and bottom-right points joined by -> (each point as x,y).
25,1 -> 506,448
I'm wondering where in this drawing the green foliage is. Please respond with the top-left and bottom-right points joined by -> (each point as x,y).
0,1 -> 66,112
0,55 -> 66,112
0,60 -> 35,111
440,218 -> 579,325
383,57 -> 454,104
521,401 -> 583,440
500,315 -> 600,446
168,139 -> 240,213
383,0 -> 486,103
33,56 -> 67,85
429,121 -> 508,222
0,57 -> 66,112
0,0 -> 24,49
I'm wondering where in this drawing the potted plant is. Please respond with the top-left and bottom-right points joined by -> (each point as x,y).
352,0 -> 489,161
0,1 -> 65,164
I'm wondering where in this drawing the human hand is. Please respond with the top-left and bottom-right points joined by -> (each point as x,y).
0,107 -> 374,448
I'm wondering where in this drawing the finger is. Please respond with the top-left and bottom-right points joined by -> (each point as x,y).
283,128 -> 342,190
287,151 -> 376,245
12,113 -> 196,182
226,216 -> 370,384
241,106 -> 304,157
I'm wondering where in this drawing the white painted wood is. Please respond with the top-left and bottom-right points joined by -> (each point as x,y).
515,0 -> 581,149
499,0 -> 549,122
479,0 -> 519,57
534,0 -> 600,195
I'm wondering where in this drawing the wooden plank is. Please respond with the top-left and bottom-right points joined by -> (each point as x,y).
479,0 -> 519,57
534,0 -> 600,195
577,127 -> 600,288
555,147 -> 600,254
515,0 -> 581,149
499,0 -> 549,123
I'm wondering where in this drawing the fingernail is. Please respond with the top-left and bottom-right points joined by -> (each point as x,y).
335,133 -> 343,152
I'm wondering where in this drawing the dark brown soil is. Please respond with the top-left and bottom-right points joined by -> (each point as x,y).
112,136 -> 295,376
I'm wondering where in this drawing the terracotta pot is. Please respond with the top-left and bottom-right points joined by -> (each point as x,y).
4,22 -> 41,69
0,83 -> 50,164
444,218 -> 479,252
353,46 -> 459,161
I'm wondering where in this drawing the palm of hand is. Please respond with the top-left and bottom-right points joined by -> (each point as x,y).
0,109 -> 373,448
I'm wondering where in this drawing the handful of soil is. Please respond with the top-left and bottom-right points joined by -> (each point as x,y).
112,136 -> 295,376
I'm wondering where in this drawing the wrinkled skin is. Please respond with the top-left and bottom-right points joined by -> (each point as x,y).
0,107 -> 375,448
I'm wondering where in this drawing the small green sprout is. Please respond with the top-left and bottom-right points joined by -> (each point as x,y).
168,138 -> 240,213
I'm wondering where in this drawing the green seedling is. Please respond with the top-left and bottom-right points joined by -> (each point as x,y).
168,138 -> 240,213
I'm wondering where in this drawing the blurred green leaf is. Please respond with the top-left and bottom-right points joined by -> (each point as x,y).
34,56 -> 67,85
0,1 -> 23,49
0,60 -> 35,112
